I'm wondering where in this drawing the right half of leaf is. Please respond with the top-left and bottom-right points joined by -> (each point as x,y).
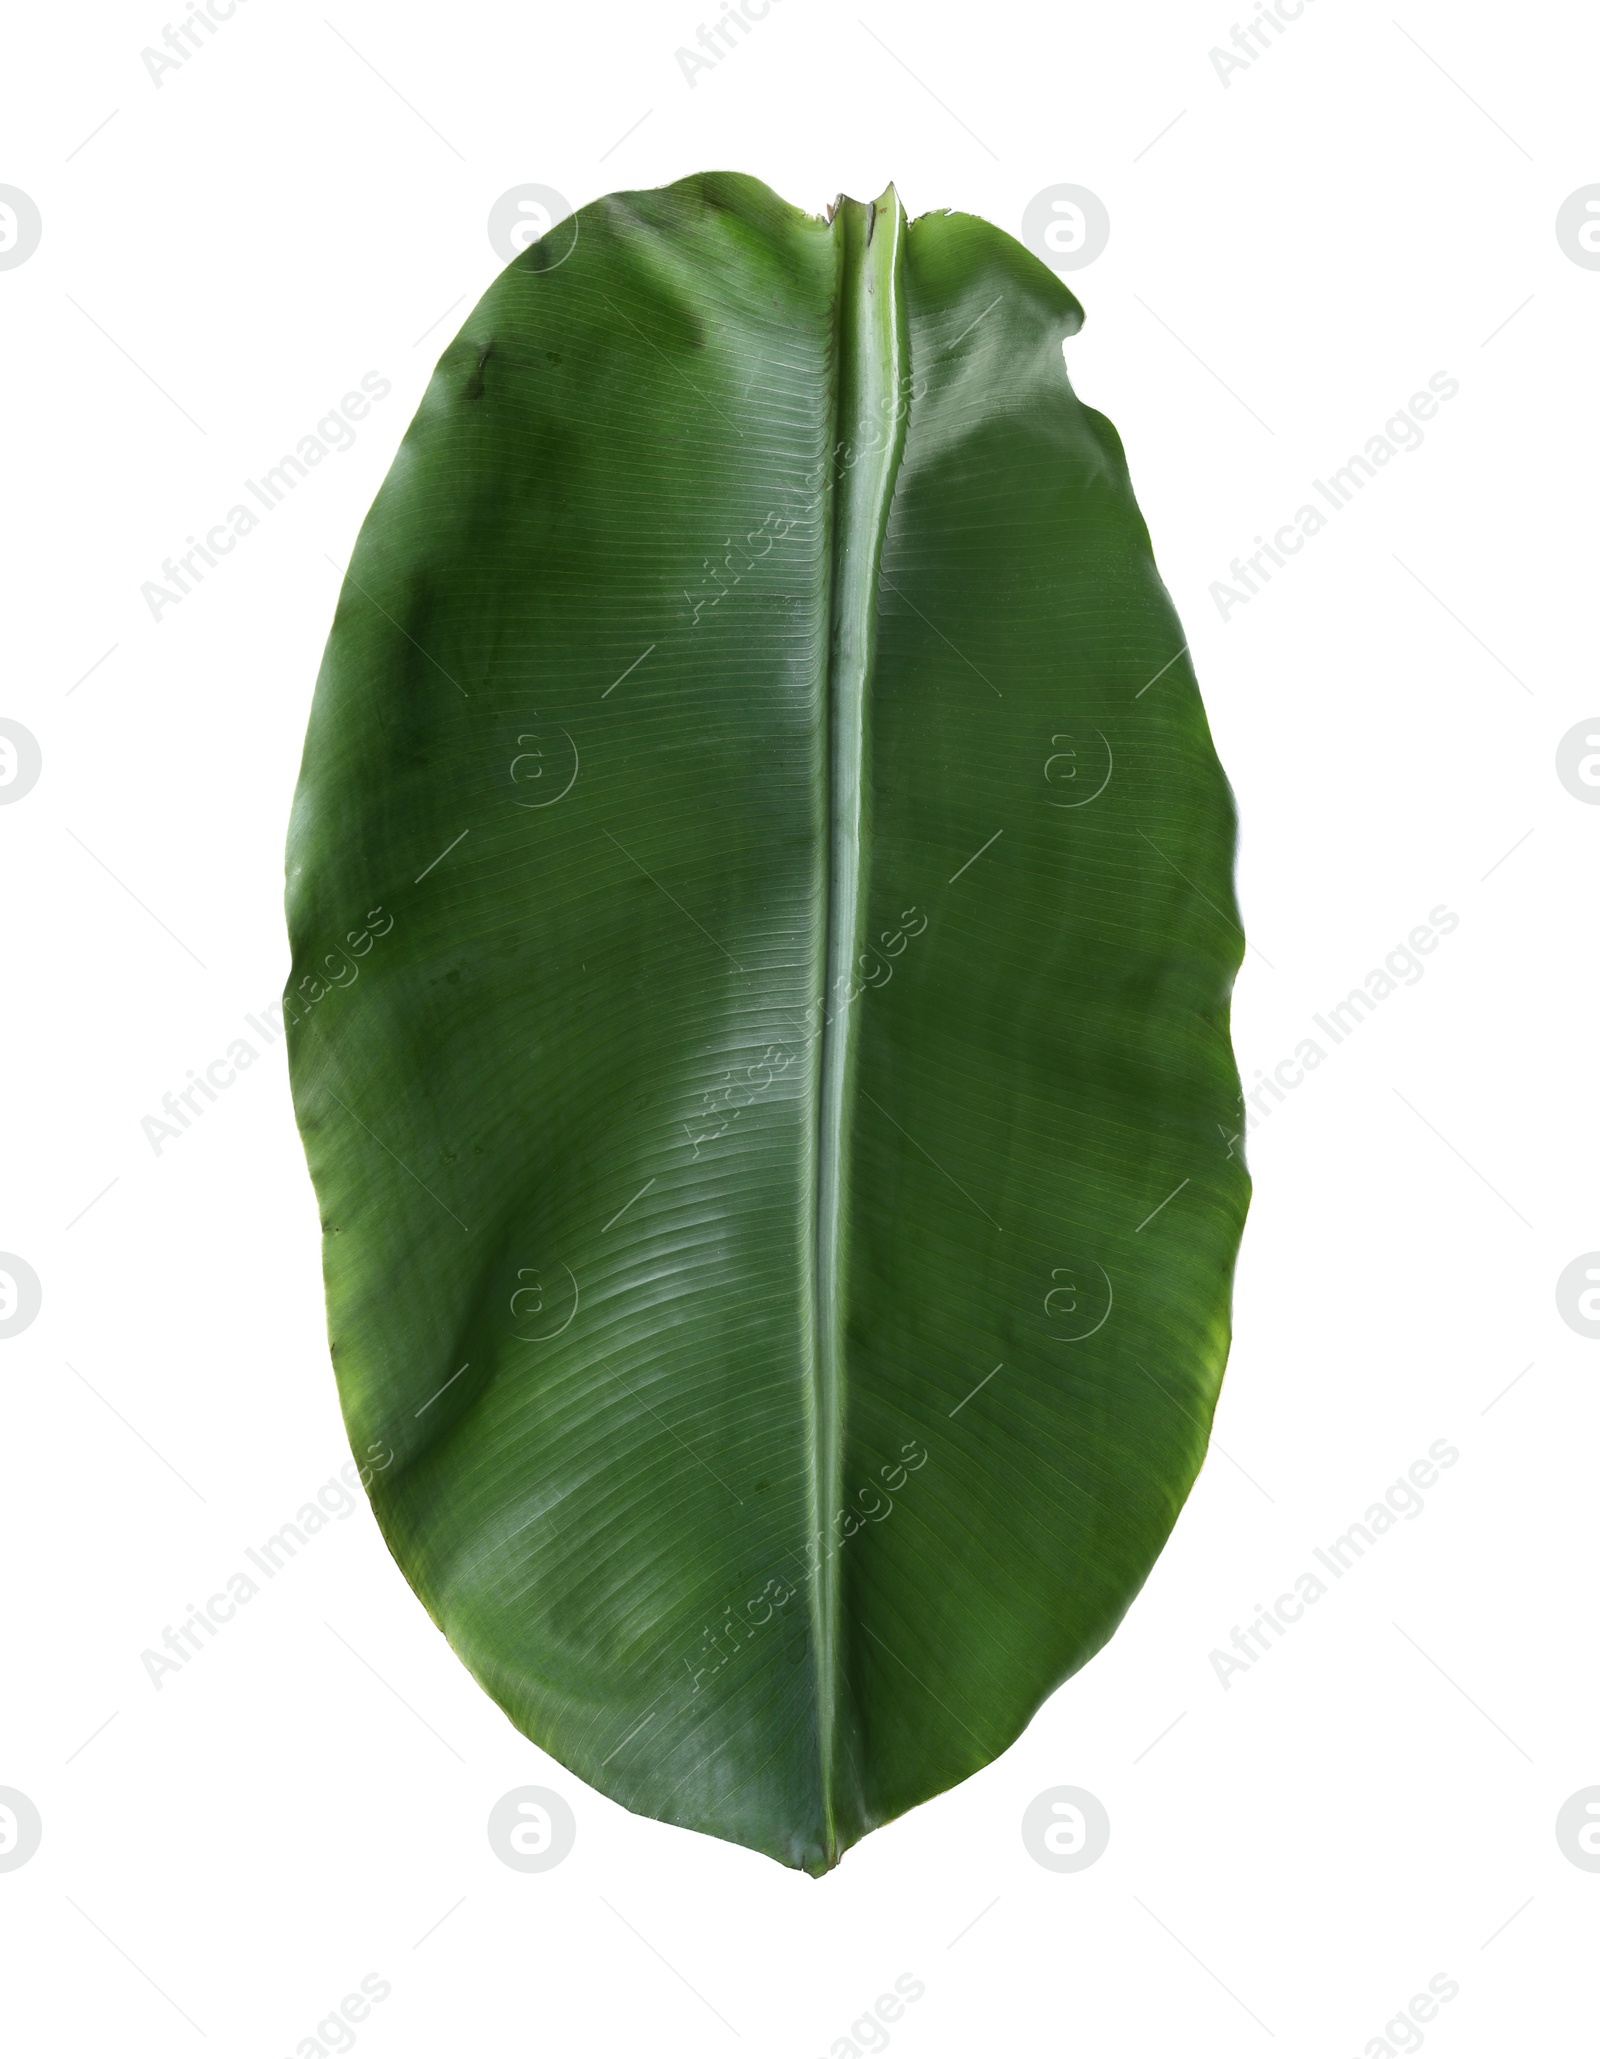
833,206 -> 1250,1839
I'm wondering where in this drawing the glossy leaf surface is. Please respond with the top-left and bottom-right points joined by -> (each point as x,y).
285,173 -> 1248,1873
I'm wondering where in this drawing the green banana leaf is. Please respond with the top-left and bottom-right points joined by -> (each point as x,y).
285,172 -> 1248,1874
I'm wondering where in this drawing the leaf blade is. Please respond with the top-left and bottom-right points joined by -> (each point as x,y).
285,173 -> 1248,1873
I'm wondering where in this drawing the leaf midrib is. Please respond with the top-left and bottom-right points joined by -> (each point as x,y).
808,184 -> 909,1866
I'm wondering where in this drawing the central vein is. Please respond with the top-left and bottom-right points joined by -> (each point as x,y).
809,183 -> 908,1866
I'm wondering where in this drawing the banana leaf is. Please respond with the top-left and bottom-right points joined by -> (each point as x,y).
285,172 -> 1249,1874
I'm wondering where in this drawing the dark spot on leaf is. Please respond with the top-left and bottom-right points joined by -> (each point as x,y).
465,341 -> 493,401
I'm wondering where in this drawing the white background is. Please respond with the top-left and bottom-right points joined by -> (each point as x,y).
3,0 -> 1596,2051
